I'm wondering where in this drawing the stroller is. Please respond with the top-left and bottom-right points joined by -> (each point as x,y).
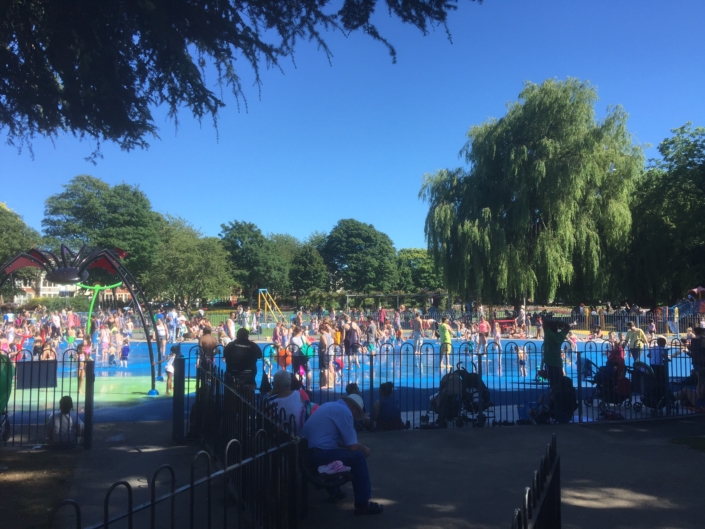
421,363 -> 494,428
630,361 -> 675,415
584,362 -> 632,412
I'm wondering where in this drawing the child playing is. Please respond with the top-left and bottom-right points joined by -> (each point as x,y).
517,346 -> 527,377
120,339 -> 130,368
153,345 -> 178,395
108,344 -> 118,367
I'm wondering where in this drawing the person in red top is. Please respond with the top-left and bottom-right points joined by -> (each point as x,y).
377,306 -> 387,327
606,344 -> 626,380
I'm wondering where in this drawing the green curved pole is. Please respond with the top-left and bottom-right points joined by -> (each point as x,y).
78,282 -> 123,344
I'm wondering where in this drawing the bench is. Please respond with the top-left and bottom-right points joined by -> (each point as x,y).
298,437 -> 353,518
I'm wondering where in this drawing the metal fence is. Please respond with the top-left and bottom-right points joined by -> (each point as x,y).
1,349 -> 95,448
512,433 -> 560,529
172,336 -> 699,431
51,361 -> 299,529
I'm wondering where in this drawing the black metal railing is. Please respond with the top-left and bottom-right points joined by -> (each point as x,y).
51,362 -> 299,529
1,349 -> 94,448
512,433 -> 561,529
173,336 -> 698,432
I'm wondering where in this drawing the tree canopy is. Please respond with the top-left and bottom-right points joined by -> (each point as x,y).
421,78 -> 644,304
219,220 -> 289,299
629,123 -> 705,304
42,175 -> 163,282
0,203 -> 41,299
321,219 -> 397,293
290,243 -> 329,295
1,0 -> 476,154
396,248 -> 443,292
143,217 -> 233,305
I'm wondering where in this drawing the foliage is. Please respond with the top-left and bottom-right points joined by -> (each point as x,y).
219,220 -> 289,300
42,175 -> 163,282
421,78 -> 644,304
290,244 -> 329,295
268,233 -> 301,267
321,219 -> 398,292
629,123 -> 705,304
143,216 -> 234,305
396,248 -> 443,292
23,295 -> 90,312
0,203 -> 41,266
1,0 -> 474,155
0,203 -> 41,299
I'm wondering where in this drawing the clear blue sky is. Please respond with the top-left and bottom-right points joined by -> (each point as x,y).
2,0 -> 704,250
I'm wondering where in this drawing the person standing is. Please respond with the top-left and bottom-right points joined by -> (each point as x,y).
626,321 -> 648,361
477,315 -> 490,355
222,328 -> 262,389
438,317 -> 455,372
365,316 -> 377,355
225,312 -> 237,342
377,306 -> 387,328
541,320 -> 570,388
198,327 -> 219,368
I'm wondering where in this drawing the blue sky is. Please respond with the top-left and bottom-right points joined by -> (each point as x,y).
2,0 -> 704,250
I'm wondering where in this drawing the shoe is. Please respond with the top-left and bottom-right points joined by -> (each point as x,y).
354,501 -> 384,515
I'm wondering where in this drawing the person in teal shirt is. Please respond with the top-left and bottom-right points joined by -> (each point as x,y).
542,320 -> 571,387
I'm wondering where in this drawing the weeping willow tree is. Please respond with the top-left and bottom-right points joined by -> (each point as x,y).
421,78 -> 644,304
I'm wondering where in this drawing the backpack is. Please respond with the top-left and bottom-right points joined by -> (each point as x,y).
298,390 -> 319,423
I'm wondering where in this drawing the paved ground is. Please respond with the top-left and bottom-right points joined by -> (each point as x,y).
301,417 -> 705,529
45,415 -> 705,529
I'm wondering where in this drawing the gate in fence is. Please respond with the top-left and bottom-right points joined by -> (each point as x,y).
51,362 -> 299,529
511,433 -> 561,529
1,349 -> 95,448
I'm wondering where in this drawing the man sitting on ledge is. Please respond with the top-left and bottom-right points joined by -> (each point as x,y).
300,394 -> 383,516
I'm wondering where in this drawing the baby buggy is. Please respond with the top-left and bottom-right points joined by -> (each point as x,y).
630,361 -> 675,416
421,363 -> 494,428
583,363 -> 632,412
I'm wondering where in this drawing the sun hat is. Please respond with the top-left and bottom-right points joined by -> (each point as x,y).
347,393 -> 364,411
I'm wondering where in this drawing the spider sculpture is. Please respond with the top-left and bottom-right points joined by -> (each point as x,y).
0,244 -> 127,285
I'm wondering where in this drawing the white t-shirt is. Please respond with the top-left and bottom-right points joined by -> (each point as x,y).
273,391 -> 305,431
46,412 -> 84,446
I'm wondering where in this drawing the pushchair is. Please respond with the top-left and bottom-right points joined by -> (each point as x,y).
630,361 -> 675,416
583,363 -> 632,412
421,362 -> 494,428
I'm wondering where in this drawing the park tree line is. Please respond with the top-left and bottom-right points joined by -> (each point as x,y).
0,177 -> 442,306
422,78 -> 705,308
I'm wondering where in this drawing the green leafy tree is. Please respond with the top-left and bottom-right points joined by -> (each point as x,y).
396,248 -> 443,292
321,219 -> 397,292
144,217 -> 233,305
629,123 -> 705,304
0,203 -> 41,300
421,78 -> 644,304
1,0 -> 477,154
268,233 -> 301,267
219,220 -> 289,300
42,175 -> 163,282
290,244 -> 329,296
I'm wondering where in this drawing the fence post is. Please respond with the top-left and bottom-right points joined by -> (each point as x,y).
173,356 -> 186,442
576,350 -> 583,423
369,347 -> 375,414
84,361 -> 95,450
